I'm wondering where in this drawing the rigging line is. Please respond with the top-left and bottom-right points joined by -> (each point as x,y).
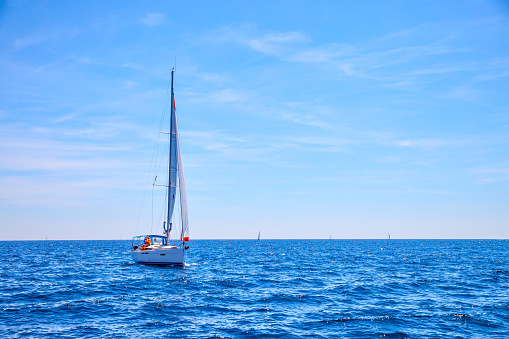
152,70 -> 173,184
154,90 -> 171,169
134,153 -> 158,236
134,133 -> 164,236
154,136 -> 171,182
157,69 -> 175,133
158,74 -> 173,131
134,75 -> 173,235
158,191 -> 168,239
153,78 -> 173,187
151,181 -> 154,234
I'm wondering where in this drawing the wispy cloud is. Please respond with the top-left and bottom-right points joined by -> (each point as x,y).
287,43 -> 354,63
363,189 -> 452,194
244,31 -> 310,55
472,165 -> 509,185
279,136 -> 358,154
231,27 -> 455,72
191,88 -> 252,104
409,66 -> 472,75
142,13 -> 166,26
182,130 -> 296,169
198,72 -> 230,83
53,114 -> 76,123
378,27 -> 420,41
0,134 -> 130,172
0,174 -> 135,207
441,85 -> 480,101
14,28 -> 82,50
224,24 -> 506,92
75,56 -> 153,73
0,121 -> 150,207
275,105 -> 335,129
396,139 -> 449,148
215,27 -> 310,58
14,34 -> 49,50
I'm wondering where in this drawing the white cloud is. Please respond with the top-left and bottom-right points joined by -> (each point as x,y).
277,110 -> 332,129
142,13 -> 167,26
53,114 -> 76,123
409,66 -> 471,75
14,34 -> 48,49
195,88 -> 251,104
14,28 -> 82,50
397,139 -> 447,148
472,165 -> 509,185
216,27 -> 310,57
287,44 -> 354,63
245,31 -> 309,55
442,85 -> 480,101
227,27 -> 460,82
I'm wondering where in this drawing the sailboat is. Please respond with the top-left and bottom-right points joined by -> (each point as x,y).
258,231 -> 260,241
131,69 -> 189,265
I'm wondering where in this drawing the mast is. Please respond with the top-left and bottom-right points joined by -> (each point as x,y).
166,69 -> 175,244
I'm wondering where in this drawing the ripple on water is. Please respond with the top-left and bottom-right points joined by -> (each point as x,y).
1,239 -> 509,338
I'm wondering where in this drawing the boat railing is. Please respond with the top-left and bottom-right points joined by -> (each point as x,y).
131,235 -> 178,251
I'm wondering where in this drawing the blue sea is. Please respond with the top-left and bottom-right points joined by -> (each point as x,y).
1,239 -> 508,338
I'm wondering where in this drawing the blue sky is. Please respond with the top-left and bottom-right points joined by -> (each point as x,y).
1,0 -> 508,240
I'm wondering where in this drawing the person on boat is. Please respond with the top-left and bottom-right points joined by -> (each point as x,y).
141,236 -> 151,251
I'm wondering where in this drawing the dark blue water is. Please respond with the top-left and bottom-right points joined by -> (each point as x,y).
1,240 -> 508,338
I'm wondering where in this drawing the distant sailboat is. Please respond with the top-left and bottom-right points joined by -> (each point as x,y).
130,69 -> 189,265
388,234 -> 391,240
258,231 -> 260,241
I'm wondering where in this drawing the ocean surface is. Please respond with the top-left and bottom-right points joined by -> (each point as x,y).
1,239 -> 508,338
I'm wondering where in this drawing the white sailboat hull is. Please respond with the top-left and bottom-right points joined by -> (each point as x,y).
130,246 -> 185,265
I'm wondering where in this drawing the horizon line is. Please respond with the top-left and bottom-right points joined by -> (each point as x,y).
1,238 -> 508,241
